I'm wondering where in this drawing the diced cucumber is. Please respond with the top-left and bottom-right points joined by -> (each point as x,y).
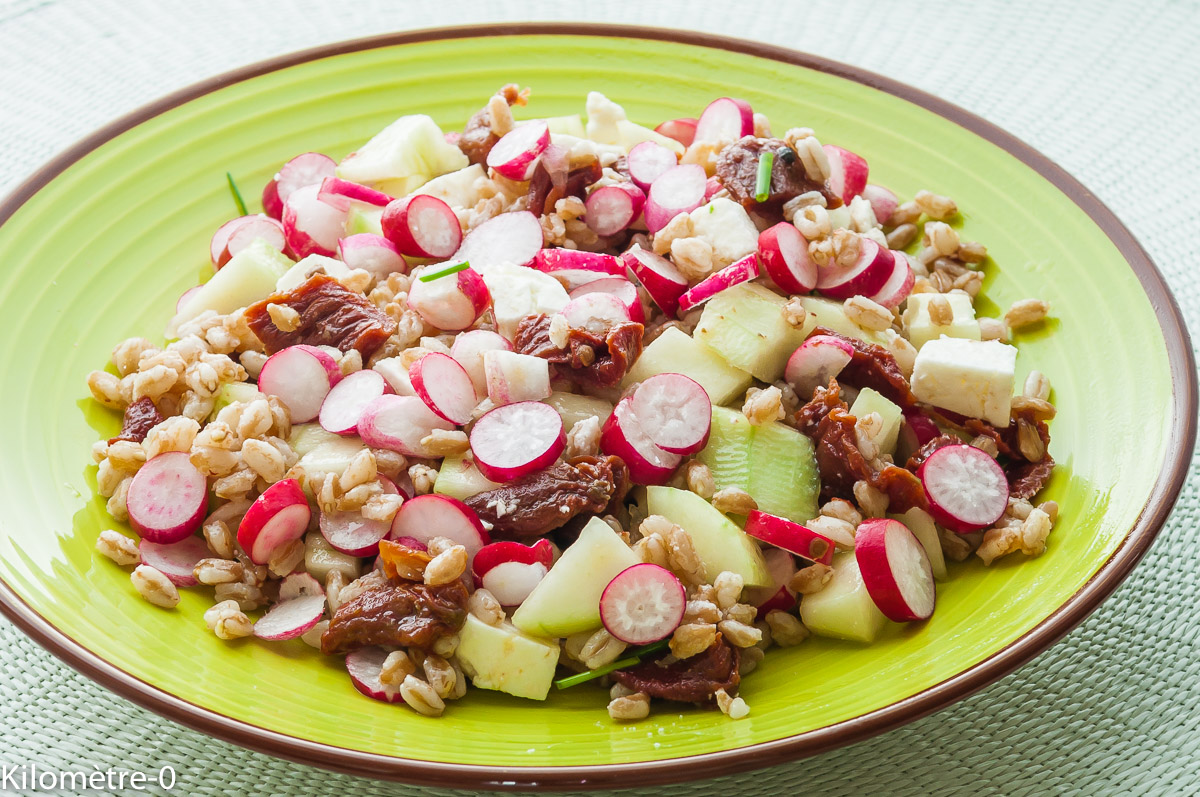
434,454 -> 501,501
345,205 -> 384,237
168,239 -> 293,336
303,531 -> 361,583
542,391 -> 614,432
646,486 -> 771,587
848,388 -> 903,456
799,552 -> 888,643
543,114 -> 586,138
798,296 -> 888,345
456,614 -> 561,701
615,119 -> 685,155
622,326 -> 752,406
288,422 -> 344,457
411,163 -> 488,210
297,436 -> 367,486
694,282 -> 807,382
210,381 -> 265,420
903,293 -> 981,350
891,508 -> 947,580
276,254 -> 354,293
336,114 -> 467,188
699,407 -> 754,490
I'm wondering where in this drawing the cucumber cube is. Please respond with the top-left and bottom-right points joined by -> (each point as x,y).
621,326 -> 751,406
694,283 -> 807,382
646,486 -> 772,587
848,388 -> 903,456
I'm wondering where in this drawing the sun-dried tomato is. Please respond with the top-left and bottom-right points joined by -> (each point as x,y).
514,314 -> 643,388
320,579 -> 468,655
612,637 -> 739,704
809,327 -> 916,408
457,84 -> 526,166
903,434 -> 963,472
108,396 -> 164,444
715,135 -> 839,211
244,274 -> 396,359
528,159 -> 602,217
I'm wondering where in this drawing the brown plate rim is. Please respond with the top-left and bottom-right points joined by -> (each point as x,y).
0,22 -> 1194,791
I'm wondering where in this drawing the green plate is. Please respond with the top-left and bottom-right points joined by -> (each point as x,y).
0,25 -> 1193,790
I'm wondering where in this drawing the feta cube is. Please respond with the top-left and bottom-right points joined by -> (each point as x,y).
903,292 -> 981,350
585,91 -> 627,145
688,198 -> 760,268
911,337 -> 1017,426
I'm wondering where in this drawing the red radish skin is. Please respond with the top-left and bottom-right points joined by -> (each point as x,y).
758,222 -> 818,294
785,335 -> 855,398
742,547 -> 799,618
407,264 -> 490,331
210,215 -> 249,266
533,248 -> 625,290
450,329 -> 512,396
745,510 -> 836,564
626,141 -> 679,190
237,479 -> 312,565
823,145 -> 869,204
346,647 -> 404,703
317,176 -> 392,210
211,215 -> 287,268
854,518 -> 936,622
631,373 -> 712,455
279,571 -> 324,600
469,401 -> 565,482
127,452 -> 208,544
621,246 -> 688,316
654,117 -> 698,148
176,285 -> 202,314
409,352 -> 478,424
138,536 -> 211,587
599,398 -> 681,485
337,234 -> 407,280
381,195 -> 462,259
704,176 -> 723,200
483,350 -> 552,405
454,211 -> 544,269
644,164 -> 707,233
600,563 -> 686,645
358,394 -> 454,457
569,277 -> 645,324
262,179 -> 283,220
815,236 -> 894,300
868,250 -> 916,309
282,182 -> 348,258
389,494 -> 490,562
320,477 -> 401,557
677,253 -> 760,313
472,538 -> 554,580
487,120 -> 551,181
694,98 -> 754,143
319,369 -> 391,435
482,561 -> 549,607
584,183 -> 646,237
904,412 -> 942,446
258,345 -> 341,424
253,594 -> 327,641
270,152 -> 337,209
560,292 -> 631,336
862,184 -> 899,225
918,444 -> 1009,533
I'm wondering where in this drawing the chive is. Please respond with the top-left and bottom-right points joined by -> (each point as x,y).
418,261 -> 470,282
754,152 -> 774,203
552,639 -> 671,690
226,172 -> 248,217
628,639 -> 670,658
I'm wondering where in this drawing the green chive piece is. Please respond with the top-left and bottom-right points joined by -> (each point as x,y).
754,152 -> 774,203
554,656 -> 640,690
418,261 -> 470,282
226,172 -> 248,217
628,639 -> 670,658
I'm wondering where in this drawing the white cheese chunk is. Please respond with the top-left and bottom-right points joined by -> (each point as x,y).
903,292 -> 981,350
688,198 -> 760,268
275,254 -> 352,293
478,262 -> 570,340
585,91 -> 627,145
410,164 -> 487,210
911,337 -> 1017,426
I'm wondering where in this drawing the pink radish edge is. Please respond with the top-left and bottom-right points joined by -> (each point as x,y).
389,494 -> 491,562
381,195 -> 462,259
410,352 -> 477,424
630,373 -> 711,455
677,253 -> 760,314
621,246 -> 688,316
469,401 -> 565,482
599,398 -> 681,485
917,444 -> 1009,533
236,479 -> 312,565
127,452 -> 208,544
138,536 -> 211,587
600,563 -> 686,645
745,510 -> 836,564
854,518 -> 936,623
359,394 -> 454,458
258,345 -> 341,424
785,335 -> 855,398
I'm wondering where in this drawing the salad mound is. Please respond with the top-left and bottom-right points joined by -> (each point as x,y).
87,86 -> 1058,721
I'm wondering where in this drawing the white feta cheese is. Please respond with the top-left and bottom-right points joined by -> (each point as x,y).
276,254 -> 352,293
903,292 -> 981,350
911,337 -> 1017,426
410,164 -> 487,210
688,198 -> 760,268
548,133 -> 624,168
585,92 -> 627,145
478,262 -> 570,340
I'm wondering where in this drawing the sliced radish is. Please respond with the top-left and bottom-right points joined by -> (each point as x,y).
654,117 -> 698,148
469,401 -> 565,482
815,235 -> 893,300
823,145 -> 869,205
211,215 -> 287,268
704,176 -> 723,200
282,183 -> 348,258
138,536 -> 210,587
410,351 -> 477,424
486,120 -> 550,181
868,250 -> 916,309
258,345 -> 341,424
317,176 -> 392,210
236,479 -> 312,565
904,411 -> 942,446
626,141 -> 679,191
450,330 -> 512,396
677,253 -> 760,313
694,97 -> 754,143
599,398 -> 681,485
261,179 -> 283,221
631,373 -> 711,455
270,152 -> 337,211
210,216 -> 248,266
600,563 -> 686,645
358,394 -> 454,457
854,518 -> 935,622
644,164 -> 707,234
279,571 -> 324,600
127,452 -> 207,544
621,245 -> 688,316
742,547 -> 799,618
453,211 -> 544,269
533,248 -> 625,290
483,350 -> 552,405
381,195 -> 462,259
759,222 -> 817,294
337,234 -> 407,280
319,369 -> 391,435
560,292 -> 631,336
584,183 -> 646,237
389,494 -> 490,562
176,285 -> 202,314
407,263 -> 490,332
918,444 -> 1009,533
785,334 -> 855,397
569,277 -> 645,324
862,184 -> 899,226
346,647 -> 403,703
472,538 -> 554,580
745,510 -> 835,564
254,594 -> 326,641
482,561 -> 549,607
320,477 -> 402,557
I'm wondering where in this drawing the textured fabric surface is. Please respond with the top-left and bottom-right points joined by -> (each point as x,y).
2,0 -> 1199,794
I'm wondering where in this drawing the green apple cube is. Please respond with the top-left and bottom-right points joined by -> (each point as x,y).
336,114 -> 468,190
511,517 -> 640,637
798,296 -> 889,345
621,326 -> 751,406
848,388 -> 904,456
903,293 -> 981,350
891,508 -> 947,580
167,239 -> 293,336
456,614 -> 561,701
646,486 -> 772,587
542,391 -> 614,432
799,552 -> 888,643
434,454 -> 501,501
694,282 -> 808,382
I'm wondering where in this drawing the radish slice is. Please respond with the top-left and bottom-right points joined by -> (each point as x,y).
212,215 -> 287,268
694,97 -> 754,143
868,250 -> 915,309
815,235 -> 893,300
358,394 -> 454,457
346,647 -> 404,703
210,216 -> 250,266
407,263 -> 490,331
584,183 -> 646,237
745,510 -> 835,564
388,494 -> 490,562
258,345 -> 341,424
599,398 -> 681,485
337,234 -> 407,280
785,334 -> 855,398
469,401 -> 565,482
127,452 -> 207,544
381,195 -> 462,259
600,563 -> 686,645
569,277 -> 645,324
271,152 -> 337,208
138,536 -> 210,587
626,141 -> 679,191
742,547 -> 799,618
487,120 -> 550,181
918,444 -> 1009,533
482,561 -> 549,607
254,594 -> 327,641
319,369 -> 391,435
534,248 -> 625,290
823,145 -> 869,205
282,183 -> 348,258
176,285 -> 202,313
855,518 -> 936,622
450,330 -> 512,396
410,352 -> 477,424
644,164 -> 707,233
560,292 -> 631,336
621,245 -> 688,316
704,176 -> 723,200
236,479 -> 312,565
654,117 -> 698,148
677,253 -> 760,313
862,184 -> 899,226
262,179 -> 284,221
320,477 -> 401,557
279,571 -> 324,600
759,222 -> 817,294
483,350 -> 552,405
631,373 -> 712,455
472,538 -> 554,580
904,411 -> 942,446
317,176 -> 392,210
454,210 -> 543,269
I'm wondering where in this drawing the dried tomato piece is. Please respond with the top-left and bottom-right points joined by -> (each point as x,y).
528,159 -> 602,217
514,314 -> 644,388
244,274 -> 396,359
904,434 -> 963,472
1007,457 -> 1055,499
809,327 -> 916,408
613,638 -> 740,704
457,84 -> 526,166
320,579 -> 468,655
715,136 -> 838,211
377,538 -> 433,581
108,396 -> 164,444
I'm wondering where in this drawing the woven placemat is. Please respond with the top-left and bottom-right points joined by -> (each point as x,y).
2,1 -> 1199,794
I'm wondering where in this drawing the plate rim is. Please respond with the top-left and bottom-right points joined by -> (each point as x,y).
0,22 -> 1194,791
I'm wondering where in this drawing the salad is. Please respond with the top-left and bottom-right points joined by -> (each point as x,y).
86,87 -> 1058,721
